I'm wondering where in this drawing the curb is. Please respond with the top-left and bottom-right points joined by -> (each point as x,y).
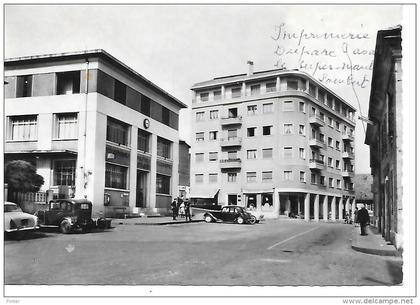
116,219 -> 204,226
351,227 -> 400,257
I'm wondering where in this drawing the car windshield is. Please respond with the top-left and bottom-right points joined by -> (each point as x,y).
4,204 -> 22,213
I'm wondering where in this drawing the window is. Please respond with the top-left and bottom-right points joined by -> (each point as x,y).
53,160 -> 76,186
54,113 -> 78,139
299,101 -> 305,112
210,110 -> 219,120
262,171 -> 272,182
262,148 -> 273,159
157,137 -> 172,159
336,141 -> 341,151
141,96 -> 151,116
250,84 -> 260,95
200,92 -> 209,102
247,149 -> 257,159
266,82 -> 276,92
287,80 -> 298,90
196,112 -> 205,121
105,163 -> 128,189
231,87 -> 241,98
320,154 -> 325,163
196,132 -> 204,142
228,108 -> 238,118
329,178 -> 334,188
328,157 -> 333,167
228,151 -> 237,160
318,91 -> 326,103
16,75 -> 33,97
311,107 -> 316,116
337,179 -> 341,189
300,171 -> 306,183
247,105 -> 258,115
283,171 -> 292,181
299,124 -> 305,135
247,127 -> 256,137
114,79 -> 127,104
213,90 -> 221,100
209,173 -> 218,183
56,71 -> 81,95
311,173 -> 317,184
299,148 -> 305,159
328,117 -> 333,127
228,173 -> 237,182
336,160 -> 340,169
335,101 -> 341,112
328,137 -> 333,147
209,131 -> 218,140
309,83 -> 316,96
284,147 -> 293,158
195,174 -> 204,183
156,174 -> 171,194
327,96 -> 333,108
106,117 -> 129,146
263,126 -> 272,135
343,125 -> 348,133
335,121 -> 340,130
195,153 -> 204,162
320,133 -> 325,143
227,129 -> 237,139
207,152 -> 217,161
320,176 -> 325,186
8,115 -> 38,141
284,123 -> 293,134
263,103 -> 273,113
283,100 -> 294,111
137,129 -> 150,152
320,112 -> 325,121
247,172 -> 257,183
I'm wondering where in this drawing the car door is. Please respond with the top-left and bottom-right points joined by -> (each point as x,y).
219,207 -> 230,221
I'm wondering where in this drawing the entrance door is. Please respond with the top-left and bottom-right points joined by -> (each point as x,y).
228,194 -> 237,205
136,170 -> 148,208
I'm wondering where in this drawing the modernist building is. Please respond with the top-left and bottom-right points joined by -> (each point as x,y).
365,26 -> 402,250
190,64 -> 357,220
4,49 -> 187,217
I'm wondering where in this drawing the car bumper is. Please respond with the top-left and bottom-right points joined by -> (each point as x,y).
5,226 -> 39,233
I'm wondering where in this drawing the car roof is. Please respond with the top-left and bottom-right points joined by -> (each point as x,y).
4,201 -> 17,206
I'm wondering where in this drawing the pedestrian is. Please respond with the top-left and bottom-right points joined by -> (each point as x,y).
184,200 -> 192,222
171,198 -> 178,220
354,207 -> 359,226
357,204 -> 370,236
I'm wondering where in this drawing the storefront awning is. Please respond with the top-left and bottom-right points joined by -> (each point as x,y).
189,189 -> 219,199
5,149 -> 77,155
242,189 -> 274,194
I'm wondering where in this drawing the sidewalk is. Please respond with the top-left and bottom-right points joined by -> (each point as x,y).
114,215 -> 203,226
351,225 -> 400,256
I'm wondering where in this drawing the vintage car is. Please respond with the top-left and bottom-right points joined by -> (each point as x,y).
203,205 -> 256,224
4,201 -> 39,233
245,208 -> 264,223
35,199 -> 110,234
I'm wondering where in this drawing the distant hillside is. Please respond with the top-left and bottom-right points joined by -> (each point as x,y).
355,174 -> 373,200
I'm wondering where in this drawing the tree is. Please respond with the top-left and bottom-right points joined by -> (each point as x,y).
5,160 -> 44,193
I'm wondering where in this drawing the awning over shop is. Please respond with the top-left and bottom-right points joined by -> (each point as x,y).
5,149 -> 77,155
242,189 -> 274,194
189,189 -> 219,199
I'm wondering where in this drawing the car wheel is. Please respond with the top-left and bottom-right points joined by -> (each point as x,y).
60,220 -> 71,234
236,217 -> 244,224
204,215 -> 213,223
249,216 -> 257,224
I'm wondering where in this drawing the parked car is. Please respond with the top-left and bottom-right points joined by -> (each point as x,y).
4,201 -> 39,233
35,199 -> 111,234
203,205 -> 256,224
246,208 -> 264,223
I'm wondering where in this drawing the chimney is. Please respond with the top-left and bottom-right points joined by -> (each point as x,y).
247,60 -> 254,76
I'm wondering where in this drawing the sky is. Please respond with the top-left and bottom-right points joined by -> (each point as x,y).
4,4 -> 403,174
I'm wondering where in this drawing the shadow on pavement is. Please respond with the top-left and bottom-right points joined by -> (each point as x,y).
4,231 -> 50,241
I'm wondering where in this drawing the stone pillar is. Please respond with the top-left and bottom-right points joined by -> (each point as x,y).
314,194 -> 319,222
241,82 -> 246,96
331,196 -> 336,221
129,128 -> 138,210
273,189 -> 280,218
338,197 -> 343,221
351,198 -> 356,222
285,195 -> 291,217
172,141 -> 180,202
276,76 -> 281,91
323,195 -> 328,221
304,193 -> 310,221
297,195 -> 301,216
148,134 -> 158,211
346,197 -> 351,213
46,189 -> 54,203
221,85 -> 225,99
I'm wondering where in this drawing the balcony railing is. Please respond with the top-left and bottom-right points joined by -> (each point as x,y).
342,151 -> 355,159
220,137 -> 242,147
309,158 -> 325,170
219,158 -> 242,169
309,138 -> 325,148
309,115 -> 325,127
342,170 -> 355,178
342,132 -> 355,141
220,116 -> 242,126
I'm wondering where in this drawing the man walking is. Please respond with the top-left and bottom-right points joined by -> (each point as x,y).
357,205 -> 370,236
171,198 -> 178,220
184,200 -> 192,222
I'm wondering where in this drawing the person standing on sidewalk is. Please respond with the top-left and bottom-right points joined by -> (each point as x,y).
184,200 -> 192,222
171,199 -> 178,220
357,205 -> 370,236
354,207 -> 359,227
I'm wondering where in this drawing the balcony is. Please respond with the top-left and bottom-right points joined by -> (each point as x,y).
309,138 -> 325,149
220,158 -> 242,169
309,159 -> 325,170
220,137 -> 242,147
309,115 -> 325,127
342,170 -> 355,178
220,116 -> 242,126
342,132 -> 354,141
342,151 -> 355,159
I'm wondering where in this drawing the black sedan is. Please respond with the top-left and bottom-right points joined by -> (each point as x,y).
203,205 -> 256,224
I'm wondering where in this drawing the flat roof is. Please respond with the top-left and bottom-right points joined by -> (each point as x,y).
191,68 -> 356,111
5,49 -> 187,109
